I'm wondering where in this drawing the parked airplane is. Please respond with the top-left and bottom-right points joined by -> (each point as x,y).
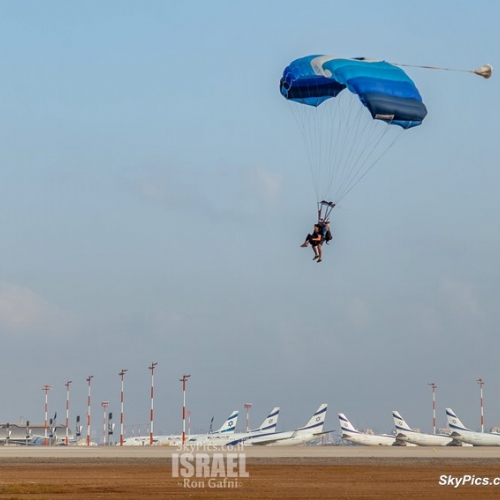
226,404 -> 330,446
392,410 -> 462,446
2,434 -> 63,446
122,410 -> 239,446
0,422 -> 72,446
186,407 -> 280,446
339,413 -> 406,446
446,408 -> 500,446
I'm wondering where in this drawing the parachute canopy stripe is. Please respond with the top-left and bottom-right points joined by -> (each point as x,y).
282,78 -> 346,105
280,55 -> 427,129
362,93 -> 428,123
348,77 -> 422,100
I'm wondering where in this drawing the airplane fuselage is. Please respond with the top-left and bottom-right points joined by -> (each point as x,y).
450,430 -> 500,446
187,430 -> 268,446
396,431 -> 454,446
341,430 -> 396,446
224,429 -> 322,446
122,435 -> 193,446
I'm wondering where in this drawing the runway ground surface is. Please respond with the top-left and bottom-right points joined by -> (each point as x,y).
2,445 -> 500,459
1,446 -> 500,498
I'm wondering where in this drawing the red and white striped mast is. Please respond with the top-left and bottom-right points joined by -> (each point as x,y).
477,378 -> 484,432
86,375 -> 94,446
180,374 -> 191,445
119,369 -> 128,446
149,362 -> 158,446
244,403 -> 252,432
65,381 -> 72,446
428,382 -> 437,434
41,385 -> 52,446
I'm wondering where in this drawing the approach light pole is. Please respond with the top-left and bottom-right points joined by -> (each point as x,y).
119,369 -> 128,446
41,385 -> 52,446
75,415 -> 81,441
101,401 -> 109,446
86,375 -> 94,446
65,381 -> 72,446
428,383 -> 437,434
180,374 -> 191,445
149,362 -> 158,446
108,412 -> 114,444
25,420 -> 31,446
244,403 -> 252,432
477,378 -> 485,432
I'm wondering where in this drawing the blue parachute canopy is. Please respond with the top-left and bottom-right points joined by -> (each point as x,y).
280,56 -> 427,129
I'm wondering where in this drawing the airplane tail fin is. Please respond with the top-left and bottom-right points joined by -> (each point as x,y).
446,408 -> 470,431
338,413 -> 358,433
212,410 -> 239,434
392,410 -> 412,432
297,404 -> 327,434
254,407 -> 280,433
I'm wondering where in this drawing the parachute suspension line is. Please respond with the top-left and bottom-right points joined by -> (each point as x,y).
288,93 -> 336,202
323,93 -> 355,200
318,98 -> 337,199
348,101 -> 389,195
333,96 -> 373,199
308,92 -> 363,202
320,92 -> 397,203
336,116 -> 391,200
288,92 -> 406,205
336,124 -> 406,203
289,101 -> 322,201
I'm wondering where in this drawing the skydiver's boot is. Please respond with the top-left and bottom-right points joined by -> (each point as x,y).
300,242 -> 308,247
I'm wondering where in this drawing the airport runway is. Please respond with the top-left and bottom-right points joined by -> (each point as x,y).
1,444 -> 500,461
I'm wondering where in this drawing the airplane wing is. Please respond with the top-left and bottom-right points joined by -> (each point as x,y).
250,438 -> 287,446
249,431 -> 299,446
249,429 -> 334,446
314,430 -> 334,437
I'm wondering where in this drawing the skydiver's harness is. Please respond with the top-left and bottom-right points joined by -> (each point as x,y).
317,200 -> 335,244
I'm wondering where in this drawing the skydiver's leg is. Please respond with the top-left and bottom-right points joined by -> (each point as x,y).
300,234 -> 312,247
316,245 -> 323,263
312,242 -> 319,259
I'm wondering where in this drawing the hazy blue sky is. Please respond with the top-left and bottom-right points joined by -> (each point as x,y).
0,0 -> 498,439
